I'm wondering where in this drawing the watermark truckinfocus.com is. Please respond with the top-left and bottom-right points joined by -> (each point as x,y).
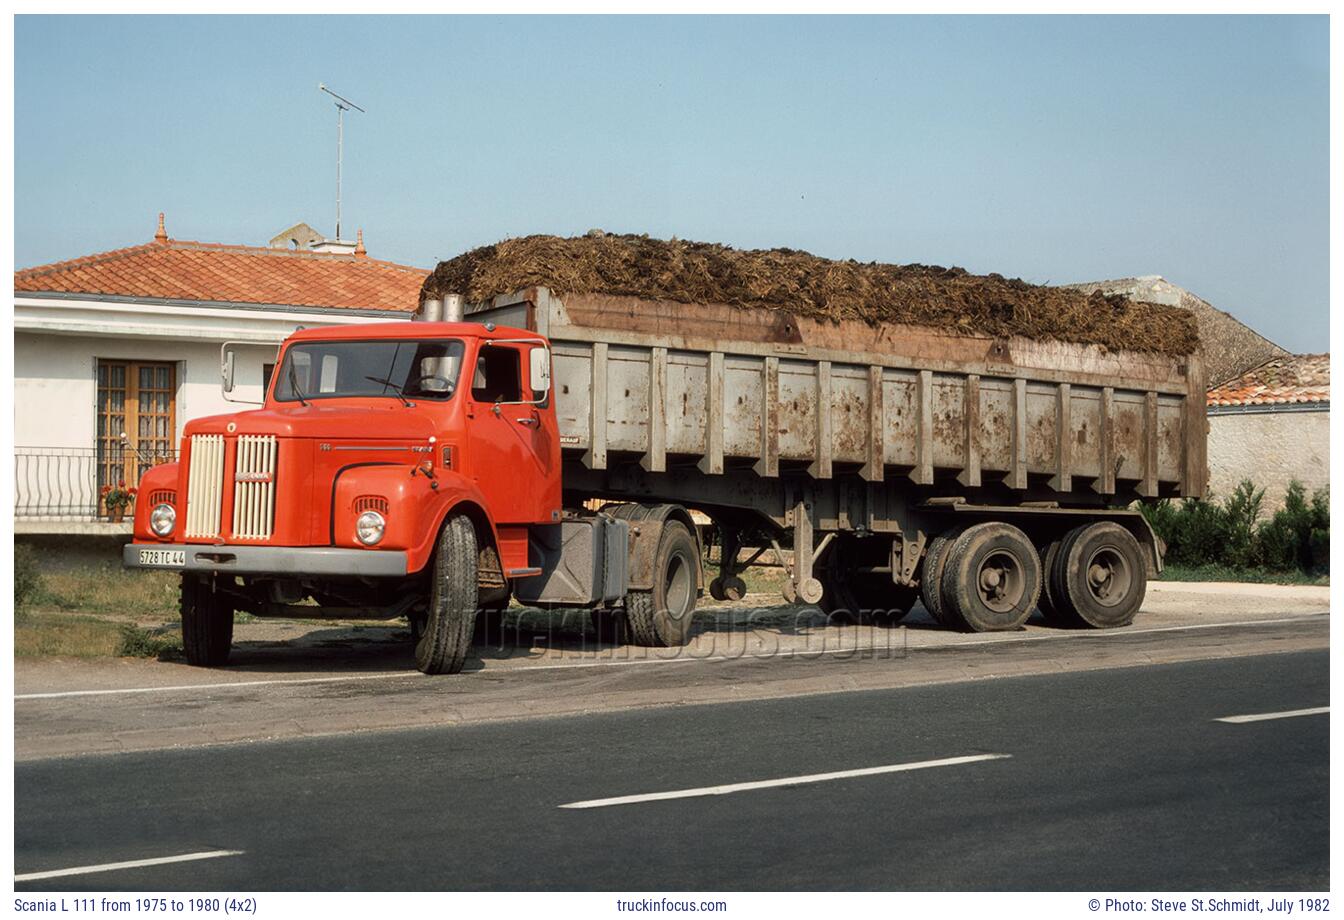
615,897 -> 728,912
479,607 -> 911,662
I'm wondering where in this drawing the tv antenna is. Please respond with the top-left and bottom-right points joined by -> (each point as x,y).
319,83 -> 365,241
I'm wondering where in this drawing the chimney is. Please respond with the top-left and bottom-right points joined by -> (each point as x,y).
154,212 -> 168,243
354,228 -> 366,259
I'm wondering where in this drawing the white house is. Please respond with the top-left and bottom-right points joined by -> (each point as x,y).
14,214 -> 424,532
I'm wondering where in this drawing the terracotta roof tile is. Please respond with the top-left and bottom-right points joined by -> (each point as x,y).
1207,353 -> 1329,407
15,236 -> 426,313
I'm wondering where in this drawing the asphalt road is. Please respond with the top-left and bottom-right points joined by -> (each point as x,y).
14,649 -> 1328,891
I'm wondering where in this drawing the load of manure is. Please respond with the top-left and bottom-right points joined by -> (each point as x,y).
420,233 -> 1199,356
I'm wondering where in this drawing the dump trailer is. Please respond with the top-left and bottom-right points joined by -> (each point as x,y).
122,282 -> 1206,674
469,285 -> 1205,633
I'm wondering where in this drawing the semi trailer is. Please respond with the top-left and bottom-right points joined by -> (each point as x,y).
123,285 -> 1206,674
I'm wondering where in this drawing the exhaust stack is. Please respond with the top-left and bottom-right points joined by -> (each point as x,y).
413,293 -> 465,323
413,298 -> 442,322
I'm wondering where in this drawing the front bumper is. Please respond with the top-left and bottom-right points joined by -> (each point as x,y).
123,543 -> 409,578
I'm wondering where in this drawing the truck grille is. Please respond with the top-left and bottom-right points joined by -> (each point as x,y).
184,434 -> 226,538
231,435 -> 278,541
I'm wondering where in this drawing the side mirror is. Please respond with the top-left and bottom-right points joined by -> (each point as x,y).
221,347 -> 237,393
530,347 -> 552,396
220,341 -> 265,405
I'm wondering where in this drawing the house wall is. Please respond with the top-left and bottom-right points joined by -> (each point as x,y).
15,332 -> 278,448
1206,408 -> 1329,509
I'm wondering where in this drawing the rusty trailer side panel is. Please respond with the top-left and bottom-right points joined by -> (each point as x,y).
471,287 -> 1207,504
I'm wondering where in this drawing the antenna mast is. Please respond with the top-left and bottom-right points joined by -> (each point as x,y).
318,83 -> 365,241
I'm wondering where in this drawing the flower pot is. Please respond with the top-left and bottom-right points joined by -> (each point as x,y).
108,508 -> 125,524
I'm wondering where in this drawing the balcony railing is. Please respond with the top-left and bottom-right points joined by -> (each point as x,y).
15,445 -> 179,521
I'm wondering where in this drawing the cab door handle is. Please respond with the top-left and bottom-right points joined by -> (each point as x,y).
515,417 -> 539,428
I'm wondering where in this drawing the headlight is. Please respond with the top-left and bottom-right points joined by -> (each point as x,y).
150,503 -> 176,537
356,511 -> 386,546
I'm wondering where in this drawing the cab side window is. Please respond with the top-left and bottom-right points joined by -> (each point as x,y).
471,346 -> 521,403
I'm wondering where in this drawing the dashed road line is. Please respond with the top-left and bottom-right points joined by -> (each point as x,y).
15,849 -> 244,883
1215,706 -> 1328,724
559,753 -> 1012,809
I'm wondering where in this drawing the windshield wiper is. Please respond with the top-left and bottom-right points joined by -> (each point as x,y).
288,363 -> 310,407
364,375 -> 413,407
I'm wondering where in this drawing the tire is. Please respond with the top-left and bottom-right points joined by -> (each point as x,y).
624,520 -> 699,647
180,575 -> 233,667
819,539 -> 918,626
1051,522 -> 1147,628
1037,538 -> 1066,624
940,522 -> 1042,632
417,513 -> 479,674
919,530 -> 961,628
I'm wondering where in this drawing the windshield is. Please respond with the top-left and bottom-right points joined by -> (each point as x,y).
273,339 -> 466,403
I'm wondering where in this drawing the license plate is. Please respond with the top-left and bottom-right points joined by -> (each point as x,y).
139,549 -> 186,568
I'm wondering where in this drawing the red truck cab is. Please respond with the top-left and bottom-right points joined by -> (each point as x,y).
124,320 -> 580,673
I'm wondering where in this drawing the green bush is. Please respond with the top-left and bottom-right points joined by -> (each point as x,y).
1256,482 -> 1330,573
14,543 -> 44,612
1140,479 -> 1329,576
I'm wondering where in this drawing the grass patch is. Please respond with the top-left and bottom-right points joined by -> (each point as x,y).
1157,564 -> 1328,586
116,623 -> 184,659
32,565 -> 181,617
14,610 -> 182,659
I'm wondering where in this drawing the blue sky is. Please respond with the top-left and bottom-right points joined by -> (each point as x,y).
14,15 -> 1329,352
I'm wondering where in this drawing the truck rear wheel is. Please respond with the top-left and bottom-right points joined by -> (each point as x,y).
919,529 -> 961,627
940,522 -> 1041,632
1050,522 -> 1146,629
624,520 -> 698,647
417,513 -> 479,674
180,575 -> 233,667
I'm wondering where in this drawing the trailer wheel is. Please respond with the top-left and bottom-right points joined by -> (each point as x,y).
624,520 -> 698,647
417,512 -> 479,674
180,575 -> 233,667
919,530 -> 961,628
940,523 -> 1041,632
1037,538 -> 1066,624
1050,522 -> 1147,629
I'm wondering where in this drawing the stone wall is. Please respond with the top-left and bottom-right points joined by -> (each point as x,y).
1206,408 -> 1329,509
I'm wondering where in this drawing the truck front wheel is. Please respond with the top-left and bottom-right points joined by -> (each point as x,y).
624,520 -> 699,647
180,575 -> 233,667
417,513 -> 479,674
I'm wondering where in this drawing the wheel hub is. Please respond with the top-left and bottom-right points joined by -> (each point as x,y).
1085,547 -> 1132,606
975,550 -> 1023,612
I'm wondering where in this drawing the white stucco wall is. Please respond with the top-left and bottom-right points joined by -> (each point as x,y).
14,332 -> 278,448
14,295 -> 406,451
1206,408 -> 1330,509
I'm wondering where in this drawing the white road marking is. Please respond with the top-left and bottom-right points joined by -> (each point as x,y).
15,849 -> 244,882
15,672 -> 421,700
559,753 -> 1012,809
14,613 -> 1324,701
1215,706 -> 1329,724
